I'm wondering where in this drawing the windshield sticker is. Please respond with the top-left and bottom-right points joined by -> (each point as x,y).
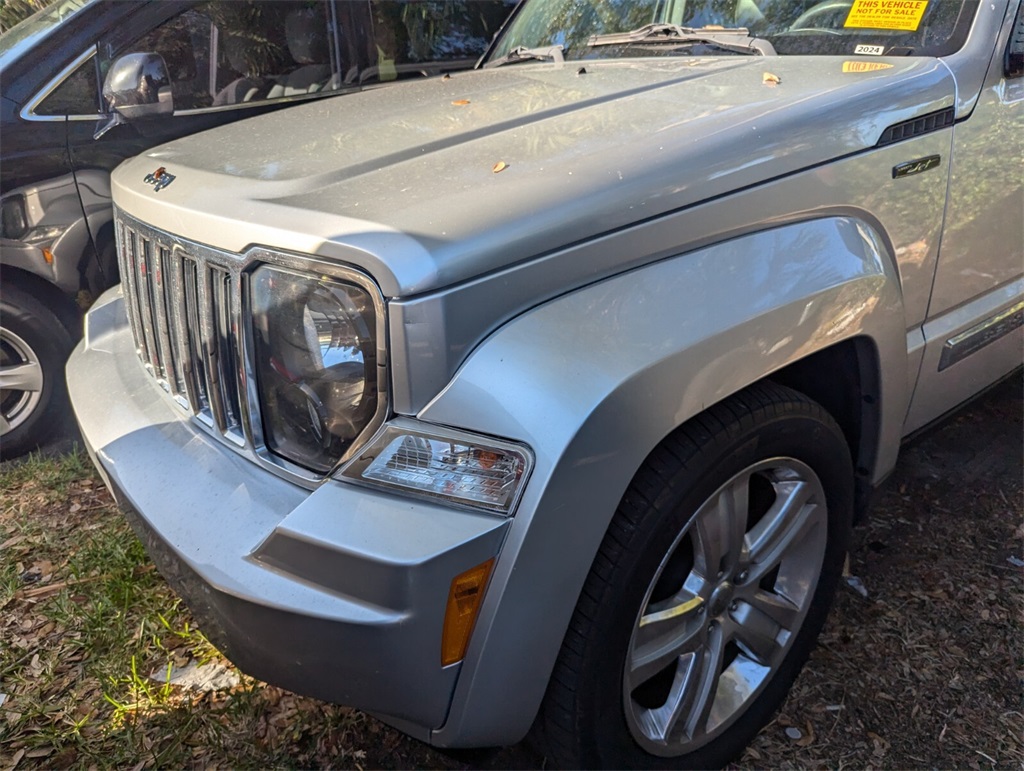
854,44 -> 886,55
844,0 -> 928,32
843,61 -> 895,73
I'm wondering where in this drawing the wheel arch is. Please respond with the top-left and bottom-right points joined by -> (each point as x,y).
422,215 -> 907,748
0,265 -> 83,337
768,335 -> 882,521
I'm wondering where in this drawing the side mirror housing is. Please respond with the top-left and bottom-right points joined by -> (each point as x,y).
95,52 -> 174,140
103,52 -> 175,118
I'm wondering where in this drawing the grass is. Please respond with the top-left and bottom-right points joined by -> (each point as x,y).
0,450 -> 207,765
0,450 -> 432,769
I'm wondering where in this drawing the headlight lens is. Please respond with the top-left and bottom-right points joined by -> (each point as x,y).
0,196 -> 28,240
341,422 -> 532,516
251,265 -> 380,473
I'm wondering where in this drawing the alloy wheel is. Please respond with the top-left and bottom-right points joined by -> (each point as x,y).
0,327 -> 45,435
623,458 -> 828,756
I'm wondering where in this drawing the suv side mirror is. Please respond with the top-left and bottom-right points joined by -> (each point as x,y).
95,53 -> 174,139
104,52 -> 174,118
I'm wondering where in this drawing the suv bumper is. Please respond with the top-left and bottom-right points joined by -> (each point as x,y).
66,287 -> 509,736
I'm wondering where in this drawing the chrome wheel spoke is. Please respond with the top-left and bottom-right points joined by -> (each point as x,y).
678,622 -> 726,741
745,479 -> 820,584
729,591 -> 797,666
0,360 -> 43,393
742,588 -> 800,630
695,472 -> 750,579
628,595 -> 706,690
0,414 -> 10,433
634,622 -> 727,745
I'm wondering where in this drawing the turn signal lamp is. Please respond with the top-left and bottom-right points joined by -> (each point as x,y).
340,422 -> 531,515
441,559 -> 494,666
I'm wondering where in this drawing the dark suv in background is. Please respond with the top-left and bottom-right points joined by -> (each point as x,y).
0,0 -> 515,458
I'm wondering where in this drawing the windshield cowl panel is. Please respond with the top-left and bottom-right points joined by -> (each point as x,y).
485,0 -> 981,64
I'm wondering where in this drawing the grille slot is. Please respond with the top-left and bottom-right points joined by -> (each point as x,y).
116,215 -> 244,444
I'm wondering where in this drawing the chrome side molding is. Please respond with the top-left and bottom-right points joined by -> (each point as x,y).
939,300 -> 1024,371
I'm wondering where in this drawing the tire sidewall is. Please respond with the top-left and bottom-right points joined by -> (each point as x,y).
1,287 -> 75,458
577,407 -> 853,769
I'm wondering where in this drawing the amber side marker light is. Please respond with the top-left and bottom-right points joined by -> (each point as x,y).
42,248 -> 54,265
441,558 -> 495,666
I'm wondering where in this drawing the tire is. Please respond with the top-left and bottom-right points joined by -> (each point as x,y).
536,382 -> 854,769
0,285 -> 75,460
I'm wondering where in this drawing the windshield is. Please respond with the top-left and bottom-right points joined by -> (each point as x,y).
0,0 -> 91,71
487,0 -> 980,61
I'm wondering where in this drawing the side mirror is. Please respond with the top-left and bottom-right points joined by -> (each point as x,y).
95,53 -> 174,139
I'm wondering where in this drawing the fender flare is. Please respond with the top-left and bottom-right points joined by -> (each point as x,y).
421,215 -> 908,747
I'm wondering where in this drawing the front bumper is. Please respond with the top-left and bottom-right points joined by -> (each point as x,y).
66,286 -> 509,735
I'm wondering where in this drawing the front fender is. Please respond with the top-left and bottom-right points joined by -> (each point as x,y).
421,216 -> 908,747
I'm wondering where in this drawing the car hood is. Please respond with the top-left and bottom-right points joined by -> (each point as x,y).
113,56 -> 954,297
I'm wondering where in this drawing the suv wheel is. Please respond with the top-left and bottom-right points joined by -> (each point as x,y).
536,382 -> 853,769
1,285 -> 74,459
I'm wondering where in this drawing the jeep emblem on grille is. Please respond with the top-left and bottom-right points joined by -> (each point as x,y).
143,167 -> 176,192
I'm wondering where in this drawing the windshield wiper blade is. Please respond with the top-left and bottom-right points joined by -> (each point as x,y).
484,45 -> 565,68
587,24 -> 776,55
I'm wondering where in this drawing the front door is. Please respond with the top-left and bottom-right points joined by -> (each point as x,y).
905,0 -> 1024,433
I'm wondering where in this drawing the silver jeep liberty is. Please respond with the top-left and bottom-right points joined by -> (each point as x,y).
68,0 -> 1023,767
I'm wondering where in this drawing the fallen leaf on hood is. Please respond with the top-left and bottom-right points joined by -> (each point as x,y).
492,161 -> 508,173
451,99 -> 470,106
763,71 -> 781,86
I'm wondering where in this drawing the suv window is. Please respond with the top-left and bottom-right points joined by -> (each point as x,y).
34,54 -> 100,116
104,0 -> 339,112
359,0 -> 518,85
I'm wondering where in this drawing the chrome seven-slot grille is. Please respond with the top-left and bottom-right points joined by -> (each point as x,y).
115,211 -> 246,445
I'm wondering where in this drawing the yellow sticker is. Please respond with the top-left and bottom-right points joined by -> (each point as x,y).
844,0 -> 928,32
842,61 -> 896,73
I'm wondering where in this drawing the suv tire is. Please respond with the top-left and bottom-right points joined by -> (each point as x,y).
536,382 -> 854,769
1,285 -> 74,459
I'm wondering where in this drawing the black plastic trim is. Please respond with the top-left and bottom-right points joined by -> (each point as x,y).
876,107 -> 955,146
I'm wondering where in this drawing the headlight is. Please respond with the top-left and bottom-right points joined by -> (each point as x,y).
0,196 -> 28,240
250,264 -> 381,473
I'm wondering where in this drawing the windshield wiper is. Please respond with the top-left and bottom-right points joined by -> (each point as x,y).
587,24 -> 776,56
484,45 -> 565,68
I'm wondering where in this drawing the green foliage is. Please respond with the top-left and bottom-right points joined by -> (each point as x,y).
0,0 -> 56,34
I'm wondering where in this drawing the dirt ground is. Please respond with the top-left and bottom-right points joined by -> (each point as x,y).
4,375 -> 1021,769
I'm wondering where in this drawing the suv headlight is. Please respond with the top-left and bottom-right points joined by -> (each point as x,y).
0,196 -> 28,240
250,264 -> 381,473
